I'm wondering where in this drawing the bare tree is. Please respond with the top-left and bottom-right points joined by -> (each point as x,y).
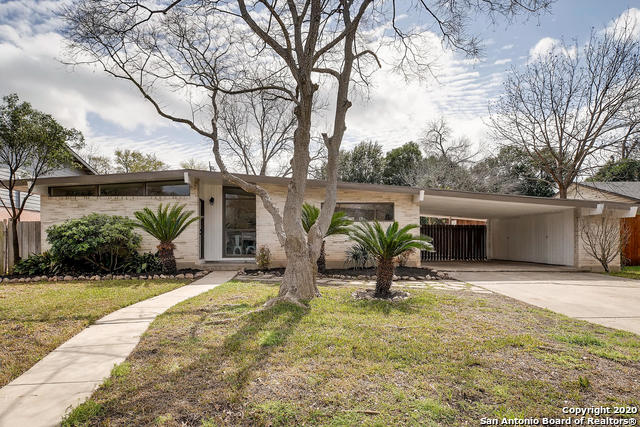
220,92 -> 296,176
580,214 -> 629,272
490,17 -> 640,198
63,0 -> 551,305
180,158 -> 209,170
114,149 -> 168,173
421,118 -> 477,165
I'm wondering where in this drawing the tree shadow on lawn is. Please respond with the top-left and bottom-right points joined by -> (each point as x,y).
93,298 -> 307,425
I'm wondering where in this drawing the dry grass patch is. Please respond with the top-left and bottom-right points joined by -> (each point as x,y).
0,278 -> 190,386
66,281 -> 640,426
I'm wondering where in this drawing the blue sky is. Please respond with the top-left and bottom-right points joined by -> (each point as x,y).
0,0 -> 638,169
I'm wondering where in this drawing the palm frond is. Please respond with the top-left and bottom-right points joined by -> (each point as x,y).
133,203 -> 199,244
349,220 -> 434,261
301,202 -> 354,237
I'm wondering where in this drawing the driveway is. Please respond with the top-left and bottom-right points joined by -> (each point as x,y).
449,270 -> 640,335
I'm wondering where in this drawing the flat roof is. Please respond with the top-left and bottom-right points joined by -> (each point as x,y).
9,169 -> 639,219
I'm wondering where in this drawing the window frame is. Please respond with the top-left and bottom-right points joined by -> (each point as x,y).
333,202 -> 395,222
48,180 -> 191,197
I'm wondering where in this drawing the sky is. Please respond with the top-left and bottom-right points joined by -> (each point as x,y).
0,0 -> 639,169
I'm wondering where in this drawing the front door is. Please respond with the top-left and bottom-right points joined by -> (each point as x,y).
222,187 -> 256,257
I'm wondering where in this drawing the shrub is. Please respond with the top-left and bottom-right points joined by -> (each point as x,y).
121,252 -> 163,274
256,246 -> 271,270
345,243 -> 373,269
47,214 -> 142,273
13,252 -> 63,276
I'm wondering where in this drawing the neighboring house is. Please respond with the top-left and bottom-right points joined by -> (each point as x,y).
564,181 -> 640,265
0,148 -> 96,221
12,170 -> 639,271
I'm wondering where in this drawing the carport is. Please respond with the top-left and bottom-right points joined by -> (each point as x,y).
415,189 -> 639,270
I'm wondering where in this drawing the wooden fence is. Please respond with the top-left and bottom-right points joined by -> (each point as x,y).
0,221 -> 41,274
420,224 -> 487,262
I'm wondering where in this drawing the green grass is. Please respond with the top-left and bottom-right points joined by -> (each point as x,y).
0,278 -> 190,387
609,265 -> 640,279
63,281 -> 640,426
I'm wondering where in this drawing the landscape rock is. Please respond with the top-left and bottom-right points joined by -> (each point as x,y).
64,275 -> 74,281
153,274 -> 160,279
185,273 -> 194,279
176,274 -> 185,279
124,275 -> 131,279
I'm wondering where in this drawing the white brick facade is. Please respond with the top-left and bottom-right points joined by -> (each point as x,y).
257,184 -> 421,268
40,182 -> 200,267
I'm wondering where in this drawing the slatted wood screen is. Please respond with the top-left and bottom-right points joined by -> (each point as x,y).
421,224 -> 487,261
0,220 -> 41,274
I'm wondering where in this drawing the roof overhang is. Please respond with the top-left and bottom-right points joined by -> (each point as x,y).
9,169 -> 420,195
8,169 -> 638,220
418,188 -> 638,219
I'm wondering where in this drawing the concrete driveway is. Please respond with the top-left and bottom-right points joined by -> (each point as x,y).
449,270 -> 640,335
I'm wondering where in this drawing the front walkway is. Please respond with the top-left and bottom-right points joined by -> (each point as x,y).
0,271 -> 237,427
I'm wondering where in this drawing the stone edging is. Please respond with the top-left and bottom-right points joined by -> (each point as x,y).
0,270 -> 209,284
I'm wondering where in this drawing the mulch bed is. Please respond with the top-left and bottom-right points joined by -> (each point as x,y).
243,266 -> 448,280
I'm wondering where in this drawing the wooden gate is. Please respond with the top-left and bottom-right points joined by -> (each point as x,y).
0,220 -> 41,274
420,224 -> 487,261
622,216 -> 640,266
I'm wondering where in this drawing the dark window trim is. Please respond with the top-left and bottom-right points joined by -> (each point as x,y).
48,180 -> 190,197
332,201 -> 395,221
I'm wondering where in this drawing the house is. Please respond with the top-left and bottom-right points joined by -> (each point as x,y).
564,181 -> 640,265
10,170 -> 640,271
0,148 -> 96,221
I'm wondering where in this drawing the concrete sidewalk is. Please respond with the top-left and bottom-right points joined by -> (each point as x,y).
0,270 -> 237,427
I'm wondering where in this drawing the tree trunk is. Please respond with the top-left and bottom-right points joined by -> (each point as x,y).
11,217 -> 20,264
375,257 -> 395,298
157,243 -> 177,273
317,240 -> 326,273
557,185 -> 567,199
278,235 -> 319,302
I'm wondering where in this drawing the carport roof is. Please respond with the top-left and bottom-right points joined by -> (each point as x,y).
417,188 -> 639,219
8,169 -> 638,219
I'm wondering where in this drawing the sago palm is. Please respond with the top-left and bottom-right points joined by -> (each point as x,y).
133,203 -> 199,273
301,203 -> 353,272
349,221 -> 434,298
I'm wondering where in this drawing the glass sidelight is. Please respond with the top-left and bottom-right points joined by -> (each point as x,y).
223,187 -> 256,257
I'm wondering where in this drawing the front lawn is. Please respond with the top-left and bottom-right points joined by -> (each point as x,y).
66,281 -> 640,426
610,265 -> 640,280
0,278 -> 191,387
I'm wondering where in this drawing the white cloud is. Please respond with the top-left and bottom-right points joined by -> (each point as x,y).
317,34 -> 498,151
501,44 -> 514,50
0,0 -> 499,167
493,58 -> 512,65
528,37 -> 577,61
606,8 -> 640,40
528,37 -> 560,58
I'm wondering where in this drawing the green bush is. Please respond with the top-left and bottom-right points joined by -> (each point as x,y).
47,214 -> 142,273
121,252 -> 163,274
13,252 -> 63,276
256,246 -> 271,270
